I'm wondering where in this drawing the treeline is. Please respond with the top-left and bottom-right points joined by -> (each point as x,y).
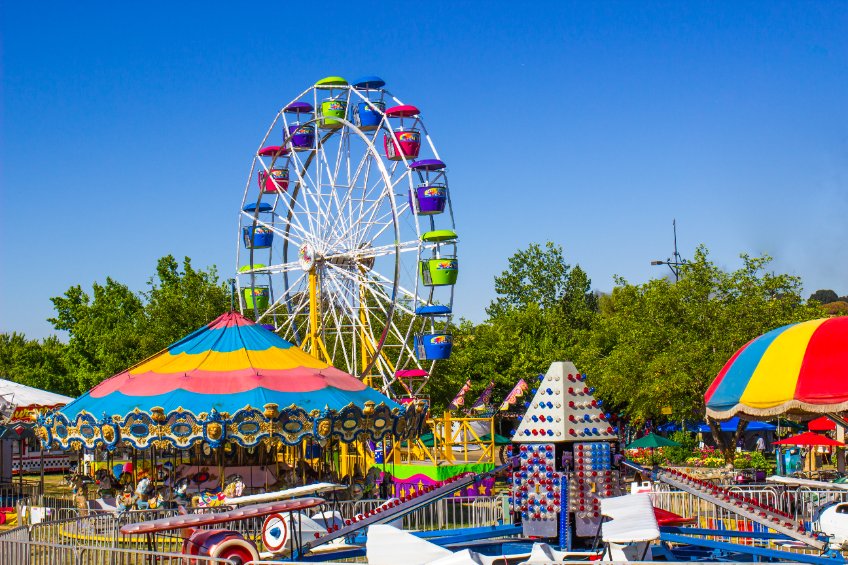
0,256 -> 229,396
1,244 -> 838,430
809,289 -> 848,315
431,243 -> 830,424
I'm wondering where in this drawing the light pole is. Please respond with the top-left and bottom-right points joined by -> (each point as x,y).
651,219 -> 686,281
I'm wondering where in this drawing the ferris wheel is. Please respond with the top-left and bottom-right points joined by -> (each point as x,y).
236,75 -> 458,397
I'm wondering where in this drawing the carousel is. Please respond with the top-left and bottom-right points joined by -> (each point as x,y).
36,311 -> 428,508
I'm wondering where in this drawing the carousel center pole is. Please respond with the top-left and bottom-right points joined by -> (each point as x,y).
219,445 -> 225,489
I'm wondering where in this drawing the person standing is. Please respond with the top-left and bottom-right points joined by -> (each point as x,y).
755,435 -> 766,454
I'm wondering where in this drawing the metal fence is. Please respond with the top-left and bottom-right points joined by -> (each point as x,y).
0,538 -> 235,565
328,496 -> 506,531
649,482 -> 848,551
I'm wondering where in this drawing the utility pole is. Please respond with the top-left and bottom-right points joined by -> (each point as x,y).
650,219 -> 686,281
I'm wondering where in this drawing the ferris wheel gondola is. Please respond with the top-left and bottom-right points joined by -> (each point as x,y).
236,75 -> 458,397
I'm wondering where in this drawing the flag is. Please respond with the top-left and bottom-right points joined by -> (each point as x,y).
470,380 -> 495,412
448,379 -> 473,411
499,378 -> 529,411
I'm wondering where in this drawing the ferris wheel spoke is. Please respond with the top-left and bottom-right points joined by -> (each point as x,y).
359,280 -> 420,373
287,152 -> 325,235
276,285 -> 311,338
356,208 -> 405,249
343,189 -> 393,248
333,147 -> 370,243
241,209 -> 312,247
251,272 -> 308,327
262,260 -> 307,275
325,200 -> 390,253
361,271 -> 419,316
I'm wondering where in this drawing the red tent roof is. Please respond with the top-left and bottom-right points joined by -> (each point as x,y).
808,416 -> 836,432
773,431 -> 844,447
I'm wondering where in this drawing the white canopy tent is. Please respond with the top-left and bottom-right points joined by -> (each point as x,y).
0,378 -> 73,488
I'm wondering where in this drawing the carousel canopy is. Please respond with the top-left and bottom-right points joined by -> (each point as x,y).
39,312 -> 426,451
705,317 -> 848,420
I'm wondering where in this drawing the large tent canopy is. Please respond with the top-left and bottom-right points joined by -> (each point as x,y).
39,312 -> 426,451
705,317 -> 848,420
0,378 -> 72,440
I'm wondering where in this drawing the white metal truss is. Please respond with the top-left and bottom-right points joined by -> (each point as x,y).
236,80 -> 457,396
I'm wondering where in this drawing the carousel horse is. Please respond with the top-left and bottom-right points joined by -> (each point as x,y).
116,485 -> 135,513
134,474 -> 154,510
146,490 -> 165,510
67,473 -> 93,516
170,477 -> 191,508
190,475 -> 245,508
94,468 -> 119,498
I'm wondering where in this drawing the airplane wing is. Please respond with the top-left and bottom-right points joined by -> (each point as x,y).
225,482 -> 346,505
119,497 -> 325,535
766,475 -> 848,490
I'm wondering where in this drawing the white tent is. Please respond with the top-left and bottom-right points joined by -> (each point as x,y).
0,378 -> 72,418
0,378 -> 73,484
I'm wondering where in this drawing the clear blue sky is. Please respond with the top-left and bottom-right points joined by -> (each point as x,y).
2,1 -> 847,339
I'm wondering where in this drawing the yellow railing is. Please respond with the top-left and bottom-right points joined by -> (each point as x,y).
396,412 -> 497,464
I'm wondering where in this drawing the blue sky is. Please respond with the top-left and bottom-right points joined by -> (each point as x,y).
2,1 -> 847,338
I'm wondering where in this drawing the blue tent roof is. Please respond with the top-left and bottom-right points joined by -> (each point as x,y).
657,417 -> 776,433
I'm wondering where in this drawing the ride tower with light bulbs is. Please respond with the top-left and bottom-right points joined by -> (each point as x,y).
506,361 -> 623,549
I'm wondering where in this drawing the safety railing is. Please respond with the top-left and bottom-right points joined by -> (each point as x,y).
0,538 -> 235,565
318,495 -> 506,531
6,494 -> 507,554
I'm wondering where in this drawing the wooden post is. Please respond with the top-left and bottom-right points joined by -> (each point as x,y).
838,426 -> 846,473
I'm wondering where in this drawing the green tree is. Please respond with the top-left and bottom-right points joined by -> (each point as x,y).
486,242 -> 571,318
432,242 -> 598,413
49,279 -> 147,393
0,333 -> 74,396
809,289 -> 839,304
577,246 -> 824,460
141,256 -> 230,351
49,255 -> 229,394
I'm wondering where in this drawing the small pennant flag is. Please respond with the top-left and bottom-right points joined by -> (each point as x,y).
470,380 -> 495,412
448,379 -> 473,411
499,378 -> 529,411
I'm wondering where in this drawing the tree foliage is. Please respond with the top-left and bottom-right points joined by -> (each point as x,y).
432,242 -> 598,412
576,247 -> 824,458
49,279 -> 147,393
809,289 -> 839,304
142,256 -> 230,351
578,247 -> 823,422
0,333 -> 75,396
44,255 -> 229,394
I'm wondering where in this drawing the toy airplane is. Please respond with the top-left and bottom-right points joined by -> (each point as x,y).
120,497 -> 325,562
